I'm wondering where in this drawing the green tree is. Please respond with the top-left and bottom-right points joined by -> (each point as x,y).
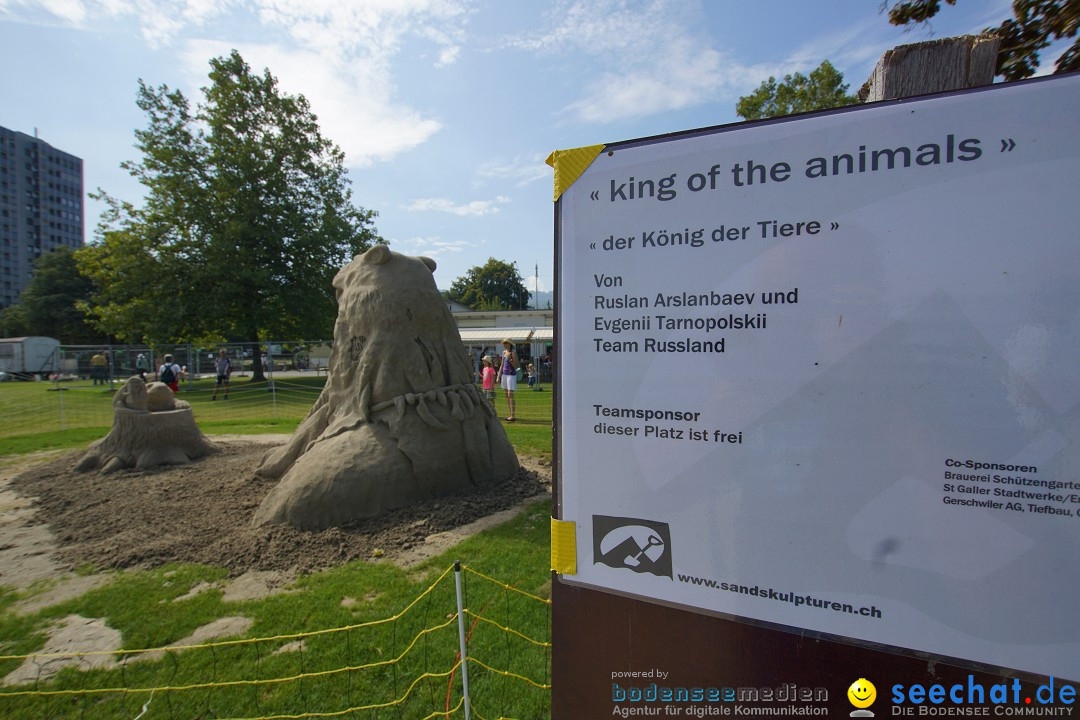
76,193 -> 173,344
0,303 -> 26,338
86,49 -> 381,380
736,60 -> 856,120
0,247 -> 103,343
448,258 -> 531,310
883,1 -> 1078,80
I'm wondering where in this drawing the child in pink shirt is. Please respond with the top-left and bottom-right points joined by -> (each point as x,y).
481,356 -> 497,410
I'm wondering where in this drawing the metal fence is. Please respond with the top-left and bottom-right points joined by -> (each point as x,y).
54,342 -> 552,387
56,341 -> 327,387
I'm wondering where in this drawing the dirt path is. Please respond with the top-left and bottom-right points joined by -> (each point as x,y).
0,450 -> 79,590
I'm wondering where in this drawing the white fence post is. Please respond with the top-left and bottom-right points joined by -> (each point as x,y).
454,561 -> 472,720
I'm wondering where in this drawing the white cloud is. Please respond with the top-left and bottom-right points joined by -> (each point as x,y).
1,0 -> 90,25
392,236 -> 471,259
476,153 -> 550,187
252,0 -> 467,68
784,18 -> 884,71
500,0 -> 672,56
5,0 -> 239,47
179,0 -> 224,24
179,39 -> 442,167
39,0 -> 86,24
8,0 -> 470,163
419,22 -> 466,67
404,195 -> 510,217
566,46 -> 753,124
194,1 -> 470,163
436,44 -> 460,67
502,0 -> 763,124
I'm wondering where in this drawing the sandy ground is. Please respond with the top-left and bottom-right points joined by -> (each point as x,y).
0,434 -> 551,605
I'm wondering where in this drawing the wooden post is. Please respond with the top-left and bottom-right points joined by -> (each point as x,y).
858,33 -> 1001,103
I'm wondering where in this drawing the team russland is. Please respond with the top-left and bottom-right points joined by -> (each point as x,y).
592,289 -> 797,355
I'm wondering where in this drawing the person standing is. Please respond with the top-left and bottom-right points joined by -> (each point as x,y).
135,353 -> 150,381
90,351 -> 107,385
212,349 -> 232,400
481,355 -> 497,411
158,354 -> 183,393
496,339 -> 518,421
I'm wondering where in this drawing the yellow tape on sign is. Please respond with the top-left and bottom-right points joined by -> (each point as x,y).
550,518 -> 578,575
545,145 -> 605,201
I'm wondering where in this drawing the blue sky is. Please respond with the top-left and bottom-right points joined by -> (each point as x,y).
0,0 -> 1028,293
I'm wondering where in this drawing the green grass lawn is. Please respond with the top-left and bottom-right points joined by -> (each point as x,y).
0,377 -> 555,718
0,377 -> 553,462
0,501 -> 553,719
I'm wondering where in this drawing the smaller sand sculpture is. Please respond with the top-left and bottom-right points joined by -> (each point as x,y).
76,376 -> 219,474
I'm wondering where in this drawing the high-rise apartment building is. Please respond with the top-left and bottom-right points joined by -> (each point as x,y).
0,126 -> 85,310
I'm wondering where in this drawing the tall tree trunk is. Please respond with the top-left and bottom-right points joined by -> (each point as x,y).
249,337 -> 266,382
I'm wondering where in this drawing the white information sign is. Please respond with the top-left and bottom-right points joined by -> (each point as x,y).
556,76 -> 1080,681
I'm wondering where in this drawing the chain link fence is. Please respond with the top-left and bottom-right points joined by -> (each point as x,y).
57,341 -> 328,386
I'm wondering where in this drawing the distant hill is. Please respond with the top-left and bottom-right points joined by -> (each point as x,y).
530,290 -> 554,310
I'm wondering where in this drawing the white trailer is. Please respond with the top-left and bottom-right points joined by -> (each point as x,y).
0,336 -> 61,378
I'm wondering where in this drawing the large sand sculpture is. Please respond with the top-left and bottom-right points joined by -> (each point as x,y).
76,377 -> 219,473
253,246 -> 520,530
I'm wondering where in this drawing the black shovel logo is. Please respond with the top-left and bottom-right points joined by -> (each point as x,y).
593,516 -> 673,579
